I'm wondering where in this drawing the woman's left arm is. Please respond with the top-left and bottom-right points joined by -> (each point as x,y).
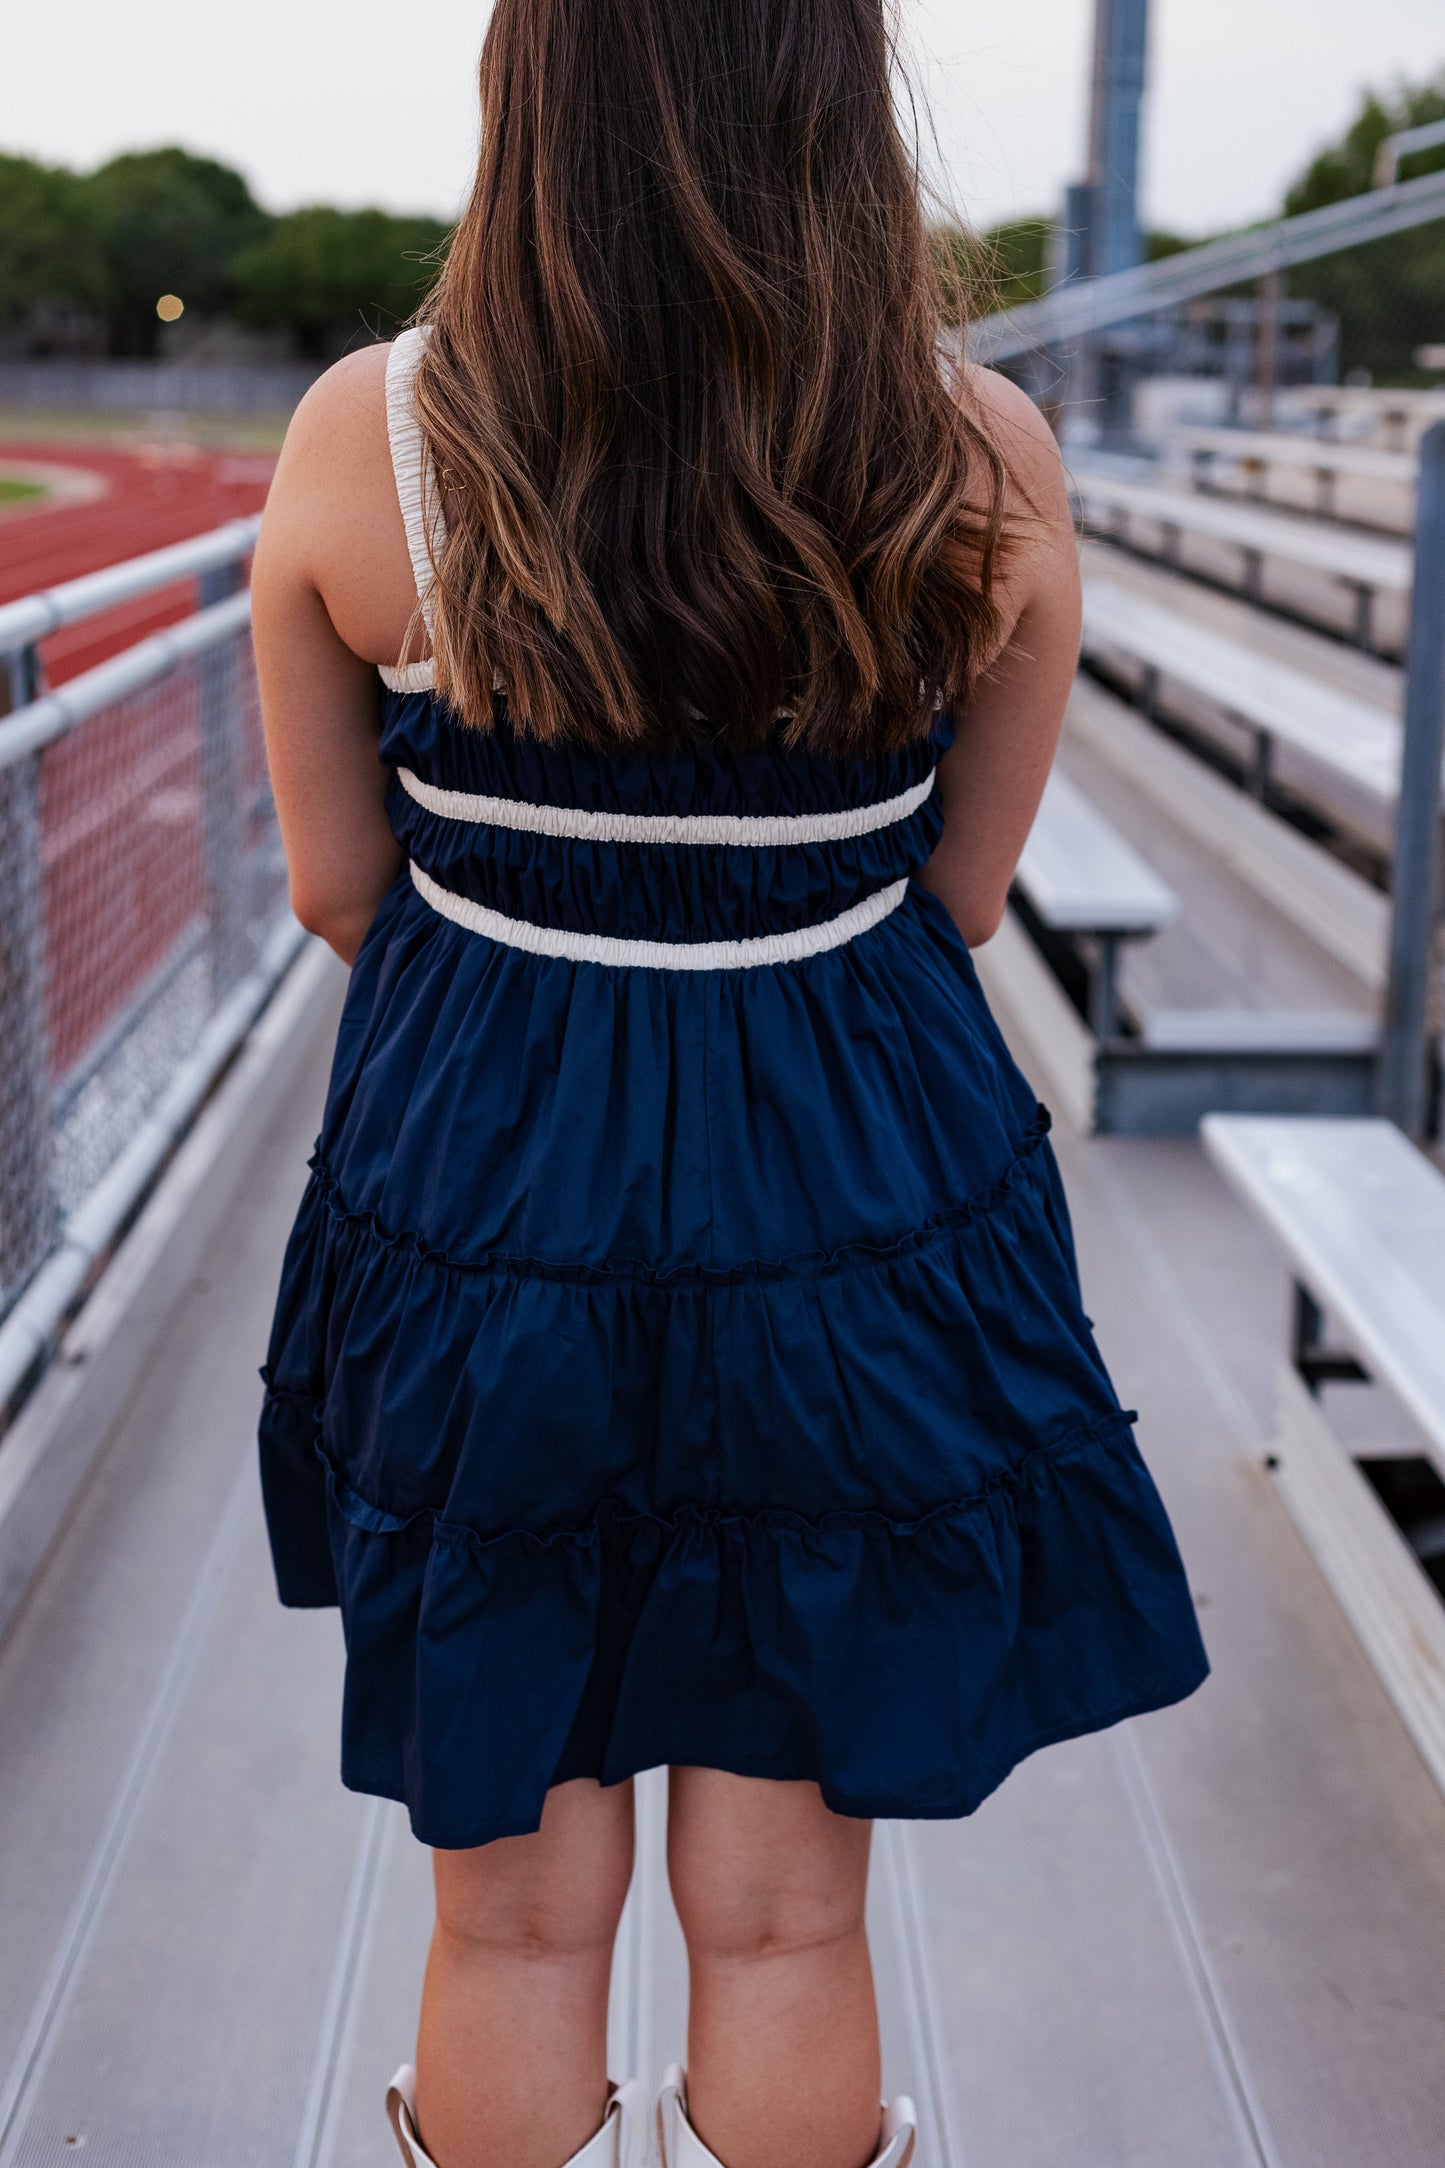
252,355 -> 404,966
915,373 -> 1081,950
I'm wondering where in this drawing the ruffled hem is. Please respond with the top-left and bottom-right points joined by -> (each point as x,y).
259,1111 -> 1209,1846
259,1387 -> 1208,1848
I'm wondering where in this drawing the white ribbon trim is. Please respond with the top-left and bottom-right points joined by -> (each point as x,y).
384,327 -> 447,639
409,861 -> 909,969
379,659 -> 437,693
395,764 -> 935,846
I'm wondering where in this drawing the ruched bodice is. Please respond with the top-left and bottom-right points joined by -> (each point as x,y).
382,692 -> 949,944
256,330 -> 1207,1849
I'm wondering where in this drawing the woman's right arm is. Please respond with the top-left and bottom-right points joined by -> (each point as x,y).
251,350 -> 406,966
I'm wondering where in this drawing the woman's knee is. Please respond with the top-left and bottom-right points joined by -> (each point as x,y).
434,1777 -> 635,1960
666,1768 -> 871,1963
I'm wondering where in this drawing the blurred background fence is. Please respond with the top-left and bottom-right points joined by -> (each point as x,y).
0,524 -> 297,1405
0,360 -> 322,414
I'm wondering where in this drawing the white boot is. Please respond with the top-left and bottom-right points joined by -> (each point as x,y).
387,2064 -> 649,2168
657,2065 -> 916,2168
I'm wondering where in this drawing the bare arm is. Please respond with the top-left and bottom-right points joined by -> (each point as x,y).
915,372 -> 1081,948
251,346 -> 415,966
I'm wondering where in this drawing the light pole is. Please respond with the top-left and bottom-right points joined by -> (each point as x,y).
1059,0 -> 1151,441
1086,0 -> 1149,279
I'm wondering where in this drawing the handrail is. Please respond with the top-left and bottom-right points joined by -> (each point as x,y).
0,591 -> 253,770
969,167 -> 1445,363
0,515 -> 260,657
1374,117 -> 1445,191
0,916 -> 308,1416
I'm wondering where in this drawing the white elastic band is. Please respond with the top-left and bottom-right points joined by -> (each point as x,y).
395,765 -> 935,846
384,327 -> 447,637
409,861 -> 909,969
380,659 -> 437,693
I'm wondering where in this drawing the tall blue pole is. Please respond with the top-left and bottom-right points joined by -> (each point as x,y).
1086,0 -> 1150,277
1377,421 -> 1445,1135
1055,1 -> 1150,441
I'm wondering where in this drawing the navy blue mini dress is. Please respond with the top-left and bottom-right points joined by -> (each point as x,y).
259,331 -> 1208,1849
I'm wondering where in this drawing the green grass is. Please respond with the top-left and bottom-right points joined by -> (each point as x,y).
0,476 -> 45,505
0,406 -> 290,452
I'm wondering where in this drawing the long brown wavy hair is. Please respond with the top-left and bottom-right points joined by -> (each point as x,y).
411,0 -> 1012,755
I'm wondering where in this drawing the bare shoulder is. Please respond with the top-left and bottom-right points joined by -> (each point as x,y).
959,364 -> 1068,515
952,364 -> 1078,652
258,342 -> 421,666
273,342 -> 394,498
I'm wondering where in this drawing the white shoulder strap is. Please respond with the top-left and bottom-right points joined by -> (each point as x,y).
385,326 -> 447,632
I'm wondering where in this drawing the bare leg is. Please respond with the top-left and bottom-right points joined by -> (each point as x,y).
667,1767 -> 880,2168
415,1777 -> 635,2168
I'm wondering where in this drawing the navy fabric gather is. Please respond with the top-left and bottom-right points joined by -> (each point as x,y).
258,330 -> 1208,1849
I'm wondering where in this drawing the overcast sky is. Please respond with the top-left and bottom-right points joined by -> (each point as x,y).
2,2 -> 1441,238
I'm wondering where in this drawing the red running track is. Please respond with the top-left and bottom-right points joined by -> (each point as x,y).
0,441 -> 274,686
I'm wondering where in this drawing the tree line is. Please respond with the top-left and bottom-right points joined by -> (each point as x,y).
0,147 -> 449,359
1,73 -> 1441,378
1284,76 -> 1445,383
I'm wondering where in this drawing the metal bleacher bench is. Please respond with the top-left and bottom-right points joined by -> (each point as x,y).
1080,577 -> 1402,808
1011,767 -> 1178,1038
1203,1114 -> 1445,1796
1173,426 -> 1417,522
1277,383 -> 1445,454
1074,473 -> 1411,652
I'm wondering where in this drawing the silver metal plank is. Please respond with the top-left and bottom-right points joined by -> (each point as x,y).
607,1767 -> 689,2096
1202,1116 -> 1445,1470
1265,1364 -> 1445,1798
902,1736 -> 1263,2168
1077,474 -> 1412,591
0,1023 -> 335,2101
1052,735 -> 1377,1027
1082,579 -> 1401,800
6,1504 -> 359,2168
0,1463 -> 254,2165
1276,385 -> 1445,451
1172,428 -> 1416,487
1065,677 -> 1389,991
1017,770 -> 1180,934
308,1813 -> 432,2168
294,1798 -> 396,2168
1049,1119 -> 1445,2165
1076,543 -> 1404,710
870,1825 -> 972,2168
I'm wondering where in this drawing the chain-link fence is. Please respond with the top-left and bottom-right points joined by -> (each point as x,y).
0,528 -> 295,1394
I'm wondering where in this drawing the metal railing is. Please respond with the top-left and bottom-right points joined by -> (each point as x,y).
0,359 -> 321,415
969,167 -> 1445,364
0,517 -> 302,1412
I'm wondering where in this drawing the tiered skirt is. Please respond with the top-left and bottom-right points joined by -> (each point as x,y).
260,871 -> 1208,1847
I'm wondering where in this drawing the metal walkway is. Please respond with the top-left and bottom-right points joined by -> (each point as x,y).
1,956 -> 1444,2167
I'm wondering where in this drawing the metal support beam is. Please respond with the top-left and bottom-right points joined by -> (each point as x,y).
1377,422 -> 1445,1135
1087,0 -> 1149,278
1063,0 -> 1150,442
1290,1281 -> 1370,1396
197,562 -> 251,998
